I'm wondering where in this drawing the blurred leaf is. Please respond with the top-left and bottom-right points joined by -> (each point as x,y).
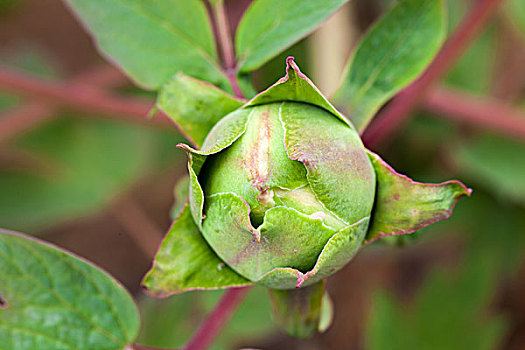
366,256 -> 506,350
63,0 -> 229,90
0,230 -> 140,350
453,133 -> 525,205
507,0 -> 525,36
333,0 -> 446,131
137,286 -> 275,349
235,0 -> 348,73
0,117 -> 181,231
157,73 -> 244,148
445,0 -> 496,94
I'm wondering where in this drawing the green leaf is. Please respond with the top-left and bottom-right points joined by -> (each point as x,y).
333,0 -> 446,132
235,0 -> 348,72
507,0 -> 525,36
0,118 -> 180,232
366,256 -> 506,350
268,281 -> 328,338
452,133 -> 525,205
0,230 -> 140,350
364,150 -> 470,244
158,73 -> 244,148
63,0 -> 228,90
142,204 -> 252,297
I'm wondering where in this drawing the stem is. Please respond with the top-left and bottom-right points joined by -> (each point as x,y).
423,86 -> 525,140
0,68 -> 171,126
213,0 -> 236,70
183,287 -> 252,350
211,0 -> 244,99
0,66 -> 128,143
362,0 -> 506,148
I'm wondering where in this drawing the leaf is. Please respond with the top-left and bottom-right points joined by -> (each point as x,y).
366,254 -> 506,350
142,204 -> 252,297
364,150 -> 471,244
507,0 -> 525,36
268,281 -> 328,338
158,73 -> 244,148
0,118 -> 181,232
0,230 -> 140,350
333,0 -> 446,132
452,133 -> 525,205
63,0 -> 229,90
235,0 -> 348,73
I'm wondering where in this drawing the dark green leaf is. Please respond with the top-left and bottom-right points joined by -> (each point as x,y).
0,118 -> 180,232
235,0 -> 348,72
333,0 -> 446,131
453,133 -> 525,205
64,0 -> 229,90
0,230 -> 140,350
366,256 -> 506,350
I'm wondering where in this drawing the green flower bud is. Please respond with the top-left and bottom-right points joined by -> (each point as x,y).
145,57 -> 471,338
187,74 -> 376,288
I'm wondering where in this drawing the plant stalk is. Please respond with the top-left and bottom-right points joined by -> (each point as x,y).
423,86 -> 525,140
183,287 -> 252,350
0,68 -> 171,126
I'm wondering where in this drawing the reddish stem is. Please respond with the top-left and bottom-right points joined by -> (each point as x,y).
362,0 -> 507,148
423,86 -> 525,140
214,0 -> 236,70
0,66 -> 128,143
0,68 -> 171,126
0,103 -> 54,143
183,287 -> 252,350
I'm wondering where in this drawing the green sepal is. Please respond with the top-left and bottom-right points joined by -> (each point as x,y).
246,57 -> 353,127
280,102 -> 375,225
0,230 -> 140,350
177,108 -> 252,227
364,150 -> 471,244
268,280 -> 332,338
201,192 -> 338,285
158,73 -> 244,148
142,204 -> 252,297
171,175 -> 189,219
257,216 -> 369,289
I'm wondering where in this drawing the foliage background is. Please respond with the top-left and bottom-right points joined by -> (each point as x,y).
1,0 -> 524,349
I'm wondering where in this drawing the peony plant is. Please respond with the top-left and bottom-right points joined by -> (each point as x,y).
143,58 -> 470,338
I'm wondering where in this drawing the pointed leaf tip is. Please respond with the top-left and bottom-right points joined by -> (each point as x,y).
364,150 -> 471,245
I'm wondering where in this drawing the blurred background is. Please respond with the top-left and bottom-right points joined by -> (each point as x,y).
1,0 -> 524,349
